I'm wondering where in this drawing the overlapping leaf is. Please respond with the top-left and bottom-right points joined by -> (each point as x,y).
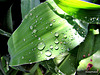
77,34 -> 100,71
54,0 -> 100,24
8,0 -> 88,66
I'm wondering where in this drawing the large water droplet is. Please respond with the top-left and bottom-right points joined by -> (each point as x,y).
50,45 -> 53,50
32,29 -> 37,34
50,23 -> 53,27
55,45 -> 59,50
55,32 -> 59,38
30,26 -> 33,30
45,50 -> 52,57
38,42 -> 45,50
54,39 -> 59,44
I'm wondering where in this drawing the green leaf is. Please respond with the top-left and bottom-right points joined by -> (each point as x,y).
40,59 -> 57,73
54,0 -> 100,24
0,29 -> 11,37
3,7 -> 13,32
21,0 -> 40,19
34,67 -> 43,75
77,30 -> 94,62
77,34 -> 100,71
58,54 -> 77,75
8,0 -> 88,66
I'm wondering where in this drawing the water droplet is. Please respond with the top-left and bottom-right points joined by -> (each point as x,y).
54,39 -> 59,44
30,13 -> 32,16
53,19 -> 55,22
36,20 -> 37,23
38,42 -> 45,50
50,45 -> 53,50
64,34 -> 67,38
35,35 -> 37,37
29,59 -> 31,61
50,23 -> 53,27
40,51 -> 43,54
38,37 -> 41,40
46,26 -> 48,29
67,48 -> 70,51
29,52 -> 31,54
40,18 -> 42,20
31,42 -> 33,44
23,39 -> 26,41
36,15 -> 38,18
32,29 -> 37,34
32,49 -> 33,51
34,25 -> 37,27
55,32 -> 59,37
55,45 -> 59,50
30,26 -> 33,30
45,50 -> 52,57
30,62 -> 32,64
22,56 -> 24,59
53,8 -> 57,11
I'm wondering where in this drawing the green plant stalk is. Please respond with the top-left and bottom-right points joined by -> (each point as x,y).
0,29 -> 11,37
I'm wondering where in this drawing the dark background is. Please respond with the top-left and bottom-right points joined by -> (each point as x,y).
0,0 -> 46,57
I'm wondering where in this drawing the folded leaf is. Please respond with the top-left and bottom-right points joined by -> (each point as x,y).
8,0 -> 88,66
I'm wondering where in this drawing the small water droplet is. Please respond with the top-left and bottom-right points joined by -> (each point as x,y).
30,26 -> 33,30
31,42 -> 33,44
46,26 -> 48,29
29,52 -> 31,54
67,48 -> 70,51
22,56 -> 24,59
29,59 -> 31,61
30,13 -> 32,16
50,45 -> 53,50
38,37 -> 41,40
53,19 -> 55,22
40,51 -> 43,54
54,39 -> 59,44
53,8 -> 57,11
45,50 -> 52,57
36,15 -> 38,18
50,23 -> 53,27
38,42 -> 45,51
32,29 -> 37,34
64,34 -> 67,38
55,32 -> 59,37
36,20 -> 37,23
32,49 -> 33,51
55,45 -> 59,50
30,62 -> 32,64
40,18 -> 42,20
23,39 -> 26,41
